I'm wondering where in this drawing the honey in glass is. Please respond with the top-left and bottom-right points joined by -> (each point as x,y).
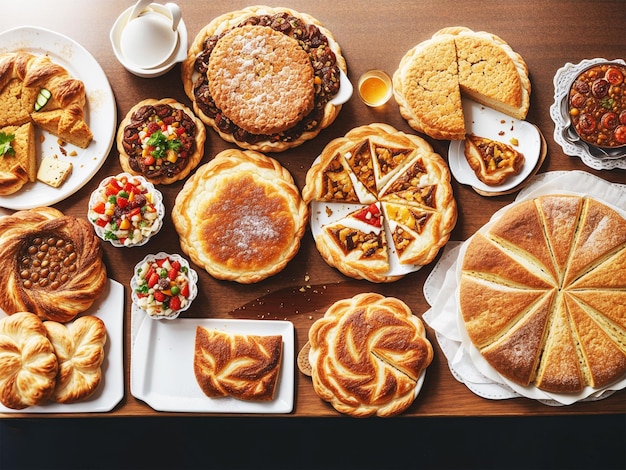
358,70 -> 393,107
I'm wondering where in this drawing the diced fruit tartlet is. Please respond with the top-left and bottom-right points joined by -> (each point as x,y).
88,173 -> 165,247
131,252 -> 198,320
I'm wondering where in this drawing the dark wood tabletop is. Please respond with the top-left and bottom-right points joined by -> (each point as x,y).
1,0 -> 625,418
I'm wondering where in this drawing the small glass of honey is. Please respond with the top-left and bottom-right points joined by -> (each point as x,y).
358,70 -> 393,107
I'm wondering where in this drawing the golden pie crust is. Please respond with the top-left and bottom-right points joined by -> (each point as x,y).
116,98 -> 206,185
393,26 -> 531,140
172,149 -> 308,283
0,207 -> 107,322
459,195 -> 626,393
308,293 -> 433,417
303,123 -> 457,282
181,5 -> 347,152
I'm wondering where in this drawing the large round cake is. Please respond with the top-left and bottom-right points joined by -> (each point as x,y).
459,194 -> 626,393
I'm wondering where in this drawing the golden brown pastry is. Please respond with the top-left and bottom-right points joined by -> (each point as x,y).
0,312 -> 58,409
181,5 -> 347,152
393,27 -> 530,140
0,123 -> 36,195
172,149 -> 308,283
308,293 -> 433,417
43,315 -> 107,403
116,98 -> 206,185
459,195 -> 626,393
0,207 -> 107,322
303,123 -> 456,282
193,326 -> 283,401
0,52 -> 93,148
463,134 -> 525,186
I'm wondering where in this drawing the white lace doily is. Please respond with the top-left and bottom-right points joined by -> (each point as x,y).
550,58 -> 626,170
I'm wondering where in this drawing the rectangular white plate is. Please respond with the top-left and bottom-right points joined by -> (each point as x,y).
0,279 -> 125,414
131,318 -> 294,413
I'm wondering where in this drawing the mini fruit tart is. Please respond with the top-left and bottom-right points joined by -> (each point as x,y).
131,252 -> 198,320
88,173 -> 165,247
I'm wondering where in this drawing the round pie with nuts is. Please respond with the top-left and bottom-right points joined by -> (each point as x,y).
303,123 -> 457,282
0,207 -> 107,322
181,5 -> 348,152
117,98 -> 206,185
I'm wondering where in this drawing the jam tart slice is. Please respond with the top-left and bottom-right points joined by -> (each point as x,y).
463,134 -> 525,186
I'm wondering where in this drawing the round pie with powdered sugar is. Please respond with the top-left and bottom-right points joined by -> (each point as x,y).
171,149 -> 308,283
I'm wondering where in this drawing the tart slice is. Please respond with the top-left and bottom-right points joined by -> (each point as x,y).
463,134 -> 525,186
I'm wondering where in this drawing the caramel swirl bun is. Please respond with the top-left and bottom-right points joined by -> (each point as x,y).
44,316 -> 107,403
0,207 -> 107,322
0,312 -> 58,409
308,293 -> 433,417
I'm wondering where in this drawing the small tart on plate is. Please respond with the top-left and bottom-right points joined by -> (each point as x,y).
464,134 -> 525,186
181,5 -> 347,152
172,149 -> 308,283
117,98 -> 206,185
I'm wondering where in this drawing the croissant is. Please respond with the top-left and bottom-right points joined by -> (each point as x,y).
44,315 -> 107,403
308,293 -> 433,417
0,207 -> 107,322
0,51 -> 93,148
0,312 -> 58,409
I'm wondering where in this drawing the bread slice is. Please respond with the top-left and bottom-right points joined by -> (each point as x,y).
0,122 -> 36,195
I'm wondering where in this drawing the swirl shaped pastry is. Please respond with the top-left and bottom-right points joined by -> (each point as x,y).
0,312 -> 58,409
172,149 -> 308,283
44,315 -> 107,403
308,293 -> 433,417
0,207 -> 107,322
0,52 -> 93,148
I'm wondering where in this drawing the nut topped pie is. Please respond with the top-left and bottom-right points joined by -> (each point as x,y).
393,27 -> 531,140
181,5 -> 347,152
172,149 -> 308,283
303,123 -> 457,282
459,195 -> 626,393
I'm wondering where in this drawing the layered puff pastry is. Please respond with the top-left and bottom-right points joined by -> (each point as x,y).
117,98 -> 206,185
181,5 -> 347,152
44,315 -> 106,404
393,26 -> 530,140
0,207 -> 107,322
172,149 -> 308,283
0,312 -> 58,409
308,293 -> 433,417
0,52 -> 93,148
303,123 -> 457,282
459,195 -> 626,393
194,326 -> 283,401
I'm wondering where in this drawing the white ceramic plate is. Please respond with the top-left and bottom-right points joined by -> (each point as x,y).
131,318 -> 294,413
0,26 -> 116,210
448,99 -> 542,193
0,279 -> 125,413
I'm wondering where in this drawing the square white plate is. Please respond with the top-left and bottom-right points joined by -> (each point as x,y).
131,318 -> 294,413
0,279 -> 125,414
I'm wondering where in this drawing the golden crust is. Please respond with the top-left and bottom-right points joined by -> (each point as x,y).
43,315 -> 107,403
393,26 -> 530,140
463,134 -> 525,186
193,326 -> 283,401
0,52 -> 93,148
308,293 -> 433,417
0,312 -> 58,409
303,123 -> 457,282
181,5 -> 347,152
459,195 -> 626,393
116,98 -> 206,185
0,207 -> 107,322
172,149 -> 308,283
0,123 -> 36,195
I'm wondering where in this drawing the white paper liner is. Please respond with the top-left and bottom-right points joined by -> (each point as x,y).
423,170 -> 626,405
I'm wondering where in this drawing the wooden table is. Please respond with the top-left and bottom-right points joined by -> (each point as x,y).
2,0 -> 625,418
